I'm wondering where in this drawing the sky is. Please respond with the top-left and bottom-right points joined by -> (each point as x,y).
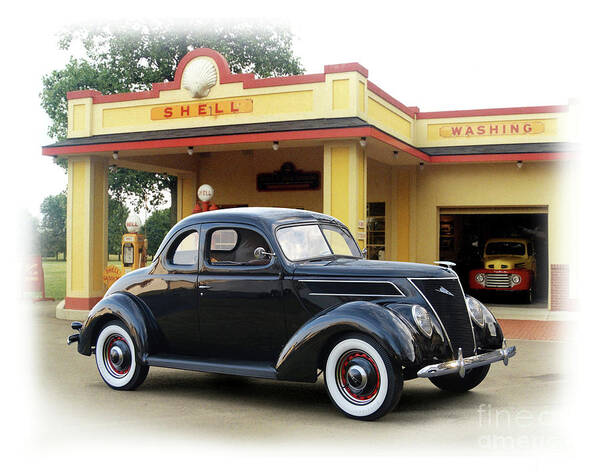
11,0 -> 590,221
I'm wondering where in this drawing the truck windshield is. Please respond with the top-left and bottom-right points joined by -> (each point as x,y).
276,224 -> 362,261
485,242 -> 526,256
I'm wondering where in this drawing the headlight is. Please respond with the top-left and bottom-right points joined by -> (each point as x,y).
510,274 -> 522,286
482,304 -> 497,337
412,305 -> 433,338
475,273 -> 485,284
466,296 -> 485,327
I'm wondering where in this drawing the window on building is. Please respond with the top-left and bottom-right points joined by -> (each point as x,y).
367,202 -> 386,260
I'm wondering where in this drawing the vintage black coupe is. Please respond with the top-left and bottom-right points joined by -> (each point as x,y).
68,208 -> 516,420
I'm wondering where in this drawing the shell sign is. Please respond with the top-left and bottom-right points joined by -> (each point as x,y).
103,264 -> 125,289
439,120 -> 545,138
151,99 -> 253,121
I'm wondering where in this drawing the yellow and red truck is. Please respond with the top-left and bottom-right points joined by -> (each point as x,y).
469,238 -> 536,303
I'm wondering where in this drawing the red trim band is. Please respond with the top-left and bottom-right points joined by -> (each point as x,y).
366,81 -> 419,117
67,48 -> 370,104
416,105 -> 569,119
65,297 -> 102,310
42,126 -> 570,164
42,127 -> 373,156
429,152 -> 572,164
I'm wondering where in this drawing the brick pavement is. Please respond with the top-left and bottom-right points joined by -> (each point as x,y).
497,319 -> 572,341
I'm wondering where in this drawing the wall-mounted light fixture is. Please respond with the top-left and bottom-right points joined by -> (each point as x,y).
516,160 -> 523,169
393,150 -> 399,160
359,137 -> 367,148
419,162 -> 425,171
187,146 -> 194,156
272,141 -> 280,151
112,151 -> 119,160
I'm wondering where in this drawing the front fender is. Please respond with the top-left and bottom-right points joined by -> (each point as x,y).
77,292 -> 162,360
275,301 -> 420,382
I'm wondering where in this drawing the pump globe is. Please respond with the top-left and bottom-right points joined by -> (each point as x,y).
125,214 -> 142,233
197,184 -> 214,202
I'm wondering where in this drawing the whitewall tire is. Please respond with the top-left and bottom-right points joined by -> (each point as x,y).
95,321 -> 149,390
324,334 -> 403,420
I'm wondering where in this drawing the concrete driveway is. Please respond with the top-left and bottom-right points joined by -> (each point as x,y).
30,301 -> 572,456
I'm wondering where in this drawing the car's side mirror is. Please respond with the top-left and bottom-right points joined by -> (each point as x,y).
361,247 -> 367,258
254,247 -> 276,259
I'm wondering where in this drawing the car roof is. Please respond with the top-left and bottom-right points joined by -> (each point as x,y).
485,238 -> 530,244
153,207 -> 345,259
176,207 -> 341,229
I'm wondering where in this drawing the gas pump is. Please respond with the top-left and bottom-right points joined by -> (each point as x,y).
122,214 -> 147,273
192,184 -> 219,214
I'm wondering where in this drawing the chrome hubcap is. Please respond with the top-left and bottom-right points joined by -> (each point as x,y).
110,346 -> 124,366
336,350 -> 381,405
346,365 -> 368,392
104,335 -> 132,377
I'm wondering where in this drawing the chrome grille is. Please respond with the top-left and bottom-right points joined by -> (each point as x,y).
410,278 -> 476,356
484,273 -> 511,288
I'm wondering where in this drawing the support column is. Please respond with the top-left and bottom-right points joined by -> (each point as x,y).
390,166 -> 416,262
176,173 -> 198,221
323,142 -> 367,248
59,156 -> 108,318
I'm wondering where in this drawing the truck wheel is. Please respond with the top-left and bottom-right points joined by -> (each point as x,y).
95,320 -> 149,390
429,365 -> 490,392
324,334 -> 403,421
525,289 -> 534,304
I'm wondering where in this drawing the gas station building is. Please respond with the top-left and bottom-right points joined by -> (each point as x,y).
41,48 -> 577,318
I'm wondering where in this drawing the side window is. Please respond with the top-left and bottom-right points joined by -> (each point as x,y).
166,231 -> 199,267
207,228 -> 271,266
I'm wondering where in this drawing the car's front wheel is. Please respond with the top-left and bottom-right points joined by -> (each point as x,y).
324,334 -> 403,421
429,364 -> 490,392
95,320 -> 149,390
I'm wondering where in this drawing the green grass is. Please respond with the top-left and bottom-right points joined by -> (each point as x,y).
41,260 -> 67,300
41,256 -> 152,300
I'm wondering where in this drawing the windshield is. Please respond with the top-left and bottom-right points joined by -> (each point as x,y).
485,241 -> 526,256
276,224 -> 362,261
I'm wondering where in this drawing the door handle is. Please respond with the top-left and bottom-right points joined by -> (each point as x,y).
197,284 -> 212,290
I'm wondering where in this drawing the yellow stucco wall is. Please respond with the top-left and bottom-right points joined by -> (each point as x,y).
415,113 -> 568,148
412,160 -> 574,303
192,146 -> 324,213
367,160 -> 414,262
323,143 -> 366,248
67,157 -> 108,299
66,54 -> 371,138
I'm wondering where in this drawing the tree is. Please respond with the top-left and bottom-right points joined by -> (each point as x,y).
142,208 -> 172,257
41,21 -> 304,225
108,198 -> 129,259
39,193 -> 67,260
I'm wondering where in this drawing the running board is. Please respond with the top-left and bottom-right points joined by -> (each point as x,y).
144,354 -> 277,379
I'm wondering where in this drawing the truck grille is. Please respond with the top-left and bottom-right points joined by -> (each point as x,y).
484,273 -> 511,288
410,278 -> 476,356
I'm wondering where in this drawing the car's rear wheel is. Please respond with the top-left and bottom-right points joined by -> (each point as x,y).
95,320 -> 148,390
324,334 -> 402,421
429,364 -> 490,392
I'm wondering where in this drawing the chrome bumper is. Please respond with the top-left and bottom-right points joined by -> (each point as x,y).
417,341 -> 516,378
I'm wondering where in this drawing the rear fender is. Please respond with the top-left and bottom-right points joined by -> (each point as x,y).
77,292 -> 162,360
275,301 -> 419,382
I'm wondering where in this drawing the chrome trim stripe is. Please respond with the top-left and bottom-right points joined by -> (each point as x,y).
298,279 -> 405,297
307,293 -> 406,297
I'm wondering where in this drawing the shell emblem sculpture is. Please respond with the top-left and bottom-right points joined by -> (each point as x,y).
182,58 -> 218,98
